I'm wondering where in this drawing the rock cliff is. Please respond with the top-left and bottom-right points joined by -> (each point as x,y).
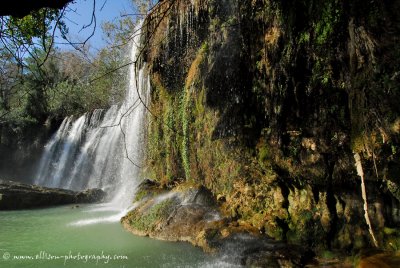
126,0 -> 400,254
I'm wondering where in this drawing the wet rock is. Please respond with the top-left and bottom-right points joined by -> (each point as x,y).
122,184 -> 224,252
122,184 -> 314,266
203,233 -> 314,267
76,188 -> 107,203
138,178 -> 160,190
0,180 -> 106,210
357,250 -> 400,268
242,242 -> 315,268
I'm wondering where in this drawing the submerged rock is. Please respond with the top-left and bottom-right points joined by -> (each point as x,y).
0,180 -> 106,210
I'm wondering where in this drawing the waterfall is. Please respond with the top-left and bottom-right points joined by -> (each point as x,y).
34,27 -> 149,208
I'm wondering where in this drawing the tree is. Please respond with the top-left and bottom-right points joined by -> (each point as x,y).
0,51 -> 22,123
0,8 -> 68,77
0,0 -> 73,17
0,0 -> 163,124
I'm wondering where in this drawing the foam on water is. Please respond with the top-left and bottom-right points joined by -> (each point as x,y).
68,213 -> 125,226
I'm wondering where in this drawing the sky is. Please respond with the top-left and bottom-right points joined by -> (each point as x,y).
55,0 -> 133,53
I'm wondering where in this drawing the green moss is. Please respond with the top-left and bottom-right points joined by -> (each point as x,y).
384,227 -> 398,236
180,88 -> 192,181
353,235 -> 366,250
133,189 -> 149,202
128,199 -> 174,232
139,0 -> 400,254
194,87 -> 206,115
313,1 -> 341,45
258,143 -> 271,168
266,224 -> 285,240
300,210 -> 314,222
163,104 -> 174,181
320,250 -> 337,259
146,81 -> 187,185
185,42 -> 208,89
299,32 -> 310,45
311,57 -> 333,87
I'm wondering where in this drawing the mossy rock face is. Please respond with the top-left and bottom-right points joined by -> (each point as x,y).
133,179 -> 162,203
233,182 -> 400,252
140,0 -> 400,254
285,186 -> 326,248
386,178 -> 400,203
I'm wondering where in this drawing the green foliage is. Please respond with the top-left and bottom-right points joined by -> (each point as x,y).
311,57 -> 333,87
0,3 -> 134,130
1,8 -> 68,74
133,189 -> 155,202
7,9 -> 67,43
180,88 -> 192,181
162,101 -> 175,181
102,17 -> 136,46
180,43 -> 209,182
146,82 -> 186,185
146,43 -> 211,184
47,81 -> 85,116
0,46 -> 126,130
132,0 -> 158,15
258,144 -> 271,167
299,32 -> 310,45
313,1 -> 341,45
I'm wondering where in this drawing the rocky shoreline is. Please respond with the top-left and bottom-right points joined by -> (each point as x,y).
122,180 -> 400,267
0,180 -> 106,210
121,180 -> 315,267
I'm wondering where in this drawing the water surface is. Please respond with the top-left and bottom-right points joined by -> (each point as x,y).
0,204 -> 213,268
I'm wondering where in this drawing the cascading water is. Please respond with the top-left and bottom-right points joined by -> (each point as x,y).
34,27 -> 149,210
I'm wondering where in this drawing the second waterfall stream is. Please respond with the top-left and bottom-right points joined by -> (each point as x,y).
34,27 -> 149,211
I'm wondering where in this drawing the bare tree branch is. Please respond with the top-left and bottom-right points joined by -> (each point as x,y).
100,0 -> 108,11
39,8 -> 67,68
79,0 -> 97,47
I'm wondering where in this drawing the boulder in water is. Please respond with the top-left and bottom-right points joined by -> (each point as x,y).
76,188 -> 107,203
121,181 -> 223,251
0,180 -> 106,210
121,182 -> 314,266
